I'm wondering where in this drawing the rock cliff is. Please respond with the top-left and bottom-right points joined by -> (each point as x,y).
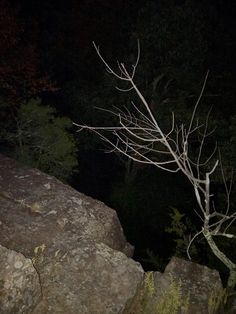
0,154 -> 144,313
0,155 -> 226,313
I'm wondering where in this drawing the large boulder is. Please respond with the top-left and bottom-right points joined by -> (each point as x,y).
0,244 -> 41,313
33,241 -> 142,314
161,256 -> 223,313
0,154 -> 133,257
0,155 -> 144,313
128,256 -> 224,314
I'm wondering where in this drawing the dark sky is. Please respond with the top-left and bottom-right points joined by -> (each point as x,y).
11,0 -> 235,77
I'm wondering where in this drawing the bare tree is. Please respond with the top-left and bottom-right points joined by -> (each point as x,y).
74,42 -> 236,291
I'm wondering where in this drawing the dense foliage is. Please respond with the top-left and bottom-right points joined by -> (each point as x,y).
1,99 -> 78,181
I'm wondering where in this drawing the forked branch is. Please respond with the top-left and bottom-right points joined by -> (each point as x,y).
74,42 -> 236,290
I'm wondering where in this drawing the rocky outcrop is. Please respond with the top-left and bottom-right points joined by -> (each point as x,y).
33,241 -> 142,314
0,155 -> 227,313
160,256 -> 223,313
0,155 -> 144,313
0,244 -> 41,313
128,256 -> 224,314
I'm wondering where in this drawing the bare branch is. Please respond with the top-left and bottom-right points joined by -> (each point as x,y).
75,42 -> 236,290
187,71 -> 209,137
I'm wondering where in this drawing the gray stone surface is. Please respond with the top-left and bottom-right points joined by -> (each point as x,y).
0,154 -> 144,313
152,257 -> 223,314
33,241 -> 143,314
127,257 -> 225,314
0,154 -> 133,257
0,244 -> 41,314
